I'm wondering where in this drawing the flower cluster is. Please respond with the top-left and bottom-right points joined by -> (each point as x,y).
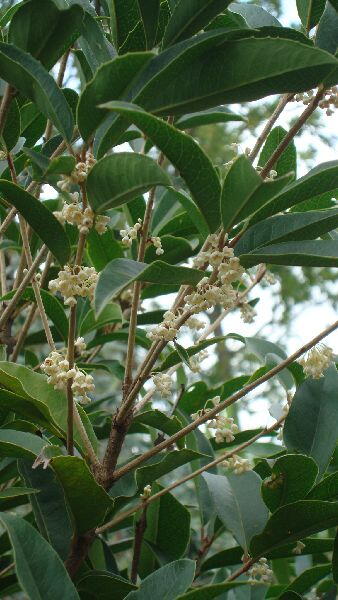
292,87 -> 338,116
247,558 -> 273,585
207,414 -> 239,443
292,540 -> 305,555
120,219 -> 142,247
152,372 -> 172,397
41,350 -> 94,404
57,153 -> 96,191
75,336 -> 87,355
150,236 -> 164,255
54,193 -> 109,235
147,310 -> 179,342
223,454 -> 251,474
49,265 -> 98,307
239,300 -> 257,324
189,349 -> 208,373
0,150 -> 6,161
264,269 -> 277,285
185,316 -> 205,331
140,484 -> 152,500
299,344 -> 333,378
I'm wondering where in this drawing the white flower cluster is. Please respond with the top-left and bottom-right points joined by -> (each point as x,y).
150,236 -> 164,256
185,316 -> 205,331
0,150 -> 6,160
41,349 -> 94,404
247,558 -> 273,585
239,300 -> 257,324
75,336 -> 87,354
292,87 -> 338,116
264,270 -> 277,285
120,219 -> 142,247
189,349 -> 208,373
57,153 -> 96,191
140,484 -> 152,500
223,454 -> 251,474
49,265 -> 98,307
152,372 -> 172,397
299,344 -> 333,378
208,415 -> 239,443
54,192 -> 109,235
147,310 -> 179,342
256,166 -> 278,180
292,540 -> 305,555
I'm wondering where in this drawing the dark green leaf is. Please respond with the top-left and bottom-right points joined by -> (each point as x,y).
284,366 -> 338,479
51,456 -> 113,534
79,303 -> 122,336
162,0 -> 232,47
282,563 -> 332,595
77,571 -> 136,599
250,500 -> 338,557
136,449 -> 206,490
262,454 -> 318,512
109,0 -> 145,51
307,472 -> 338,501
100,102 -> 221,231
0,486 -> 38,499
316,3 -> 338,55
175,107 -> 245,129
258,126 -> 297,179
95,258 -> 204,316
333,531 -> 338,583
177,582 -> 247,600
2,98 -> 20,151
9,0 -> 84,70
77,52 -> 153,142
0,180 -> 70,265
124,559 -> 195,599
204,472 -> 269,553
134,409 -> 183,440
221,155 -> 290,231
145,235 -> 193,264
86,153 -> 171,213
229,3 -> 282,27
87,229 -> 123,271
137,0 -> 160,48
77,12 -> 115,75
0,429 -> 47,458
0,511 -> 79,599
297,0 -> 326,30
239,240 -> 338,268
0,42 -> 74,141
45,155 -> 76,177
235,209 -> 338,256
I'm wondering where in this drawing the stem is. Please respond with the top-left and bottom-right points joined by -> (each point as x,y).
260,88 -> 324,179
73,403 -> 100,467
130,505 -> 148,584
66,306 -> 77,456
226,559 -> 254,582
249,94 -> 294,162
112,319 -> 338,482
0,84 -> 14,138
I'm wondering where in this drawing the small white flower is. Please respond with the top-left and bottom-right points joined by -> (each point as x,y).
140,484 -> 152,500
247,558 -> 273,585
223,454 -> 251,475
299,344 -> 333,378
292,540 -> 305,555
152,372 -> 172,397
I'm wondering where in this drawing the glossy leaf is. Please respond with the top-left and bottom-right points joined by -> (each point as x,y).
95,258 -> 204,316
0,42 -> 74,141
101,102 -> 221,231
239,240 -> 338,268
284,366 -> 338,479
137,0 -> 160,48
261,454 -> 318,512
52,456 -> 113,534
258,126 -> 297,179
0,511 -> 79,599
221,155 -> 290,231
162,0 -> 232,47
234,209 -> 338,256
204,472 -> 269,553
125,559 -> 195,599
9,0 -> 84,70
77,52 -> 153,142
297,0 -> 326,30
0,180 -> 70,265
175,107 -> 245,129
136,449 -> 206,490
250,500 -> 338,557
86,153 -> 171,213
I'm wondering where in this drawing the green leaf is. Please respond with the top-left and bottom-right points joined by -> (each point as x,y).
282,563 -> 332,596
134,409 -> 183,441
297,0 -> 326,30
258,126 -> 297,179
45,155 -> 76,177
18,459 -> 72,561
0,287 -> 68,342
250,500 -> 338,558
51,456 -> 113,534
77,12 -> 115,75
239,240 -> 338,268
0,486 -> 38,499
95,258 -> 204,316
261,454 -> 318,512
0,362 -> 98,456
137,0 -> 160,48
0,180 -> 70,265
0,511 -> 79,600
145,234 -> 193,264
9,0 -> 84,70
249,161 -> 338,225
77,52 -> 153,142
87,229 -> 123,271
100,102 -> 221,231
109,0 -> 144,51
86,153 -> 171,213
0,42 -> 74,141
0,429 -> 47,458
221,155 -> 290,231
175,107 -> 245,129
125,559 -> 195,599
153,188 -> 210,239
284,366 -> 338,479
177,582 -> 247,600
136,449 -> 206,490
77,571 -> 136,599
203,472 -> 269,553
2,98 -> 20,151
229,3 -> 282,27
307,472 -> 338,501
316,3 -> 338,55
79,303 -> 122,336
234,209 -> 338,256
162,0 -> 232,47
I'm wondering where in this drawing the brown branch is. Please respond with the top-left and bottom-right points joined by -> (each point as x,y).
130,505 -> 148,584
249,94 -> 294,162
66,305 -> 76,456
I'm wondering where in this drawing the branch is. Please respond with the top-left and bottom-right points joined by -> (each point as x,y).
111,319 -> 338,482
130,504 -> 148,584
249,94 -> 294,162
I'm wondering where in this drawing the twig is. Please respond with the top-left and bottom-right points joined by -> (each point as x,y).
111,319 -> 338,482
130,504 -> 148,584
73,403 -> 100,467
66,306 -> 77,456
249,94 -> 294,162
0,84 -> 14,137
